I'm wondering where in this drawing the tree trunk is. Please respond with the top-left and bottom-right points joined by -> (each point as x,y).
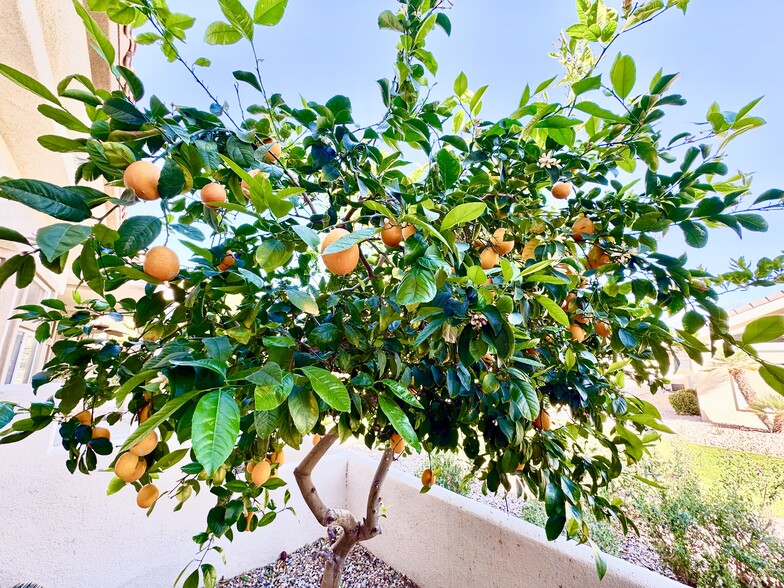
772,412 -> 784,434
729,368 -> 774,432
293,428 -> 395,588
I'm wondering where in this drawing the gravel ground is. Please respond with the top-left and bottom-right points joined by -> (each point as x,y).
663,417 -> 784,458
218,538 -> 419,588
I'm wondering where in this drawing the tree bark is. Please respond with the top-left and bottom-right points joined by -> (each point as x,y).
293,427 -> 395,588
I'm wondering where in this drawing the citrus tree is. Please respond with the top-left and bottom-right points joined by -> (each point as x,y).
1,1 -> 784,587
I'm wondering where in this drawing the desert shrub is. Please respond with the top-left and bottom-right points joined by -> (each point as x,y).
419,452 -> 471,496
629,445 -> 784,587
669,388 -> 700,415
519,500 -> 621,556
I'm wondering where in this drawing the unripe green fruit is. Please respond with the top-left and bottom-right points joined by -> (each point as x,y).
496,295 -> 514,314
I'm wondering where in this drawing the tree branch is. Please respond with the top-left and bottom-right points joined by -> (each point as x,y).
360,445 -> 394,540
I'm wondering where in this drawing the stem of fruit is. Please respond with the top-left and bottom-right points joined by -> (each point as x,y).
293,427 -> 395,588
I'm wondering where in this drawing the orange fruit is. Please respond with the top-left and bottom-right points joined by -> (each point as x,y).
595,320 -> 612,339
201,183 -> 227,208
516,462 -> 525,472
241,169 -> 262,194
91,427 -> 111,440
561,292 -> 577,312
480,247 -> 499,270
246,461 -> 256,474
251,460 -> 272,486
130,431 -> 158,457
551,181 -> 572,200
321,228 -> 359,275
421,468 -> 435,487
534,410 -> 551,431
143,246 -> 180,281
138,403 -> 151,423
381,220 -> 403,248
521,239 -> 540,262
270,450 -> 285,465
390,433 -> 406,455
568,324 -> 586,343
586,245 -> 611,270
491,228 -> 515,255
115,452 -> 146,483
263,138 -> 282,163
75,410 -> 92,425
217,253 -> 235,272
401,224 -> 417,240
572,217 -> 595,242
312,434 -> 322,446
123,160 -> 160,201
136,483 -> 159,508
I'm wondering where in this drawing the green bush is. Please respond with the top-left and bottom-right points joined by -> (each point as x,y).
419,452 -> 471,496
519,500 -> 621,556
669,388 -> 700,415
628,445 -> 784,587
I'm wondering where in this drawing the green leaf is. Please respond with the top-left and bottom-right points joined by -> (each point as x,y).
192,390 -> 241,475
286,289 -> 319,315
610,53 -> 636,99
440,202 -> 486,230
382,379 -> 424,409
72,0 -> 116,68
203,336 -> 233,363
454,71 -> 468,96
618,328 -> 638,349
378,395 -> 421,452
300,366 -> 350,412
115,216 -> 162,256
322,228 -> 377,254
204,21 -> 243,45
682,310 -> 706,334
759,364 -> 784,394
436,148 -> 461,190
15,256 -> 35,288
292,225 -> 320,249
114,369 -> 158,406
742,316 -> 784,345
254,0 -> 288,26
0,401 -> 14,429
435,12 -> 451,36
753,188 -> 784,205
37,105 -> 90,133
233,70 -> 261,92
38,135 -> 86,153
158,159 -> 186,199
150,448 -> 189,473
470,85 -> 488,115
116,65 -> 144,101
0,226 -> 30,246
0,64 -> 61,105
102,98 -> 146,126
119,389 -> 200,451
573,101 -> 625,122
170,359 -> 227,378
734,213 -> 768,232
0,255 -> 25,290
680,220 -> 708,248
511,380 -> 539,421
219,0 -> 254,39
378,9 -> 403,32
535,295 -> 569,328
572,75 -> 601,96
255,239 -> 292,271
590,541 -> 608,581
0,179 -> 90,221
397,267 -> 437,305
254,407 -> 281,438
36,223 -> 91,261
287,388 -> 319,434
255,373 -> 293,411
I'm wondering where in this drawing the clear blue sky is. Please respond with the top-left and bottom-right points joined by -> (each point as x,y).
133,1 -> 784,309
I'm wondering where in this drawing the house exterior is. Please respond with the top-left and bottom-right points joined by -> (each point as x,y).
676,291 -> 784,429
0,0 -> 133,390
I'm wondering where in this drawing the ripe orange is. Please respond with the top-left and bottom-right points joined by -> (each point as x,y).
75,410 -> 92,425
130,431 -> 158,457
312,434 -> 322,446
270,450 -> 285,465
561,292 -> 577,312
534,410 -> 551,431
263,138 -> 282,163
551,181 -> 573,200
321,228 -> 360,275
91,427 -> 111,440
572,217 -> 595,242
381,220 -> 403,248
136,483 -> 159,508
240,169 -> 261,194
138,403 -> 151,423
251,460 -> 272,486
123,160 -> 161,201
246,461 -> 256,475
586,245 -> 611,270
421,468 -> 435,487
115,452 -> 146,483
491,228 -> 515,255
480,247 -> 499,270
595,320 -> 612,339
516,462 -> 525,472
201,183 -> 227,208
568,324 -> 586,343
144,246 -> 180,281
390,433 -> 406,455
401,224 -> 417,240
521,239 -> 540,262
217,253 -> 236,272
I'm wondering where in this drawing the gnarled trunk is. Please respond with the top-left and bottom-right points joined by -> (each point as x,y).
293,428 -> 394,588
729,368 -> 774,432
